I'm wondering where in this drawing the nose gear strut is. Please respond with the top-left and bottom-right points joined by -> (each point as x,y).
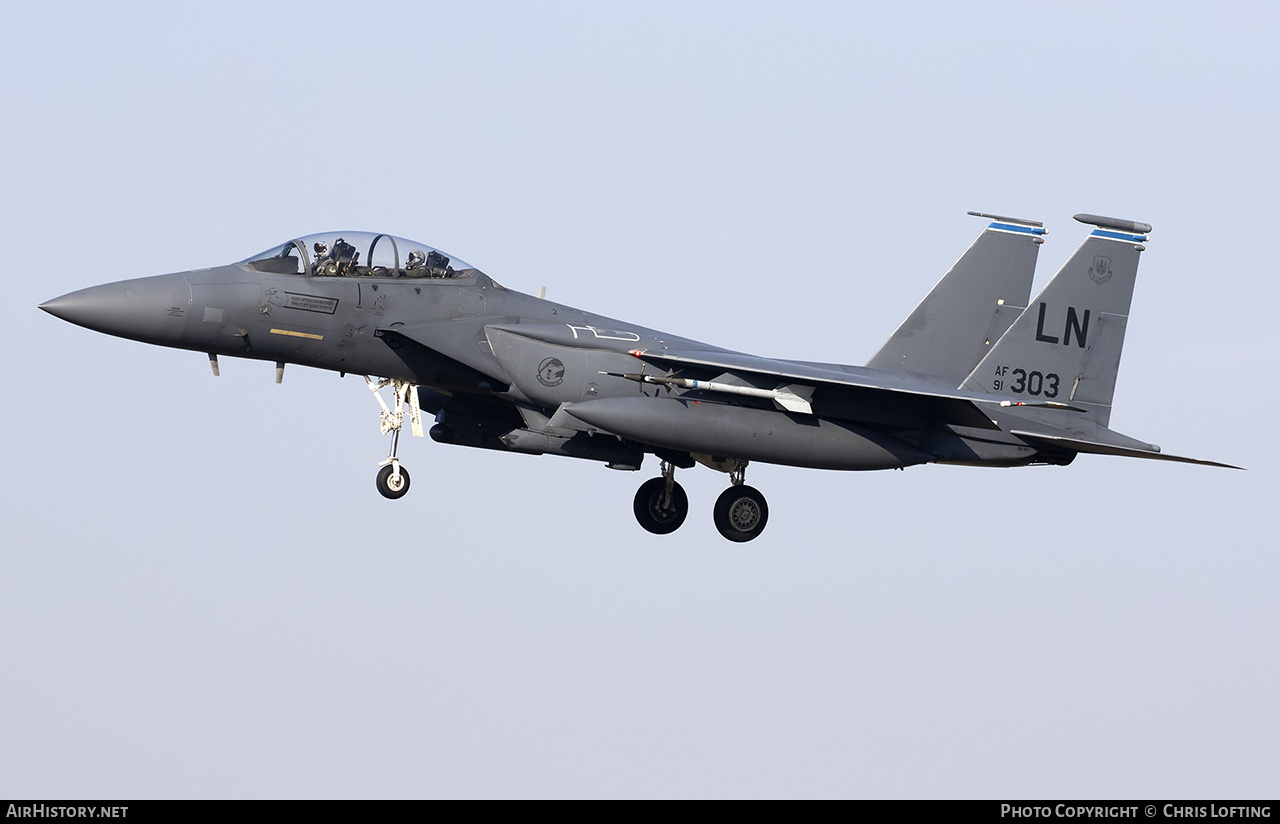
366,376 -> 423,499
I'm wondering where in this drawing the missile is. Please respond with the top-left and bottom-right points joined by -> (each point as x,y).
600,371 -> 814,414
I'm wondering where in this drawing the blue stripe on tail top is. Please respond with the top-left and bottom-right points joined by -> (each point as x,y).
989,222 -> 1047,236
1091,228 -> 1148,243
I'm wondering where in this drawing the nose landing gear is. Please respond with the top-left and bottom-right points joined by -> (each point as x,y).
376,463 -> 411,499
366,376 -> 422,500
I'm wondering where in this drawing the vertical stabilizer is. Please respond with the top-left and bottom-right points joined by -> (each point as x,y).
961,214 -> 1152,427
867,212 -> 1042,381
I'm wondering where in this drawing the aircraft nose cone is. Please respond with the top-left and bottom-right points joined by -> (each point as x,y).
40,274 -> 191,345
39,290 -> 104,324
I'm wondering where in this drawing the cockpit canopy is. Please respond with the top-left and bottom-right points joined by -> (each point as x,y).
242,232 -> 483,280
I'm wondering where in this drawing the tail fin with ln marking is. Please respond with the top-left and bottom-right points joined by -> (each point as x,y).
961,214 -> 1152,427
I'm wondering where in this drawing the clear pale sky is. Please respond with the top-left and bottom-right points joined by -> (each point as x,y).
2,1 -> 1275,799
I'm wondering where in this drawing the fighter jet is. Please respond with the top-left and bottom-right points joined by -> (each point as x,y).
39,213 -> 1237,542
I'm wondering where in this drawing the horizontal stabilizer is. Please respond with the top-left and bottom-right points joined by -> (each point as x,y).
1011,430 -> 1242,469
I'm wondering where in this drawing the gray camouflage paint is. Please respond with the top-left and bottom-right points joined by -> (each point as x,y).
39,213 -> 1237,540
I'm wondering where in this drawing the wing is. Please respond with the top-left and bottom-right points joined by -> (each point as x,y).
626,346 -> 1066,431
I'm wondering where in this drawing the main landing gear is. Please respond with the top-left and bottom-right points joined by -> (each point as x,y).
632,460 -> 769,542
633,461 -> 689,534
713,463 -> 768,543
367,376 -> 422,500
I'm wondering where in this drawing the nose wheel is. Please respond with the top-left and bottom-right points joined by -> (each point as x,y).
367,376 -> 423,500
633,461 -> 689,534
376,463 -> 411,499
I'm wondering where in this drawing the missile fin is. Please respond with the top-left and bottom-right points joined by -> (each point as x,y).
773,384 -> 814,415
